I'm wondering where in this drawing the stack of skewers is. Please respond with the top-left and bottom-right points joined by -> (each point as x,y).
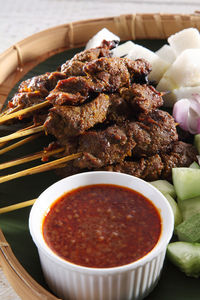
0,39 -> 198,199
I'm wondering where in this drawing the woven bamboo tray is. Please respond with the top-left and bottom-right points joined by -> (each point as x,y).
1,13 -> 200,300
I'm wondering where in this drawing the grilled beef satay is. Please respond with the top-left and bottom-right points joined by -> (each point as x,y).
130,109 -> 178,157
73,109 -> 178,169
47,57 -> 152,106
44,92 -> 133,141
73,123 -> 136,169
60,40 -> 117,76
103,154 -> 164,181
18,72 -> 66,97
7,72 -> 66,111
44,94 -> 110,141
6,41 -> 116,113
119,83 -> 163,115
84,57 -> 151,93
56,141 -> 197,182
161,141 -> 198,180
46,76 -> 100,106
101,141 -> 198,182
44,82 -> 164,140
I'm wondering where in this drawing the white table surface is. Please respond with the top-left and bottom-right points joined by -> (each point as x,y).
0,0 -> 199,299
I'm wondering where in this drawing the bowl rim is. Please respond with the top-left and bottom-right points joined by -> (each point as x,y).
29,171 -> 174,274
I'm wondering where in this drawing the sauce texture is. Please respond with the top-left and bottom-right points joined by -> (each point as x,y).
43,184 -> 161,268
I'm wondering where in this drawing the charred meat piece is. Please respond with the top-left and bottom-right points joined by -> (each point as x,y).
44,93 -> 110,142
48,58 -> 151,106
161,141 -> 198,181
100,141 -> 197,181
74,110 -> 178,169
74,124 -> 136,169
120,83 -> 164,114
131,109 -> 178,157
46,76 -> 101,105
18,72 -> 66,97
60,40 -> 115,76
83,57 -> 131,92
8,91 -> 44,110
84,57 -> 151,93
57,141 -> 197,182
70,41 -> 114,62
44,92 -> 136,142
103,154 -> 164,181
124,58 -> 152,83
107,93 -> 134,123
8,72 -> 66,112
60,60 -> 86,77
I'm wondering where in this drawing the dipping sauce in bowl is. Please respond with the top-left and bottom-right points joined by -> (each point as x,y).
29,171 -> 174,300
42,184 -> 161,268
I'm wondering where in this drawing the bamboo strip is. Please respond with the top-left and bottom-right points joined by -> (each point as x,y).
0,199 -> 36,214
0,101 -> 50,124
0,142 -> 8,149
0,152 -> 82,184
0,105 -> 23,117
0,125 -> 44,144
0,146 -> 65,170
0,134 -> 41,155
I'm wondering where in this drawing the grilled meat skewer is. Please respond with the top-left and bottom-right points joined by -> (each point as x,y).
72,109 -> 178,169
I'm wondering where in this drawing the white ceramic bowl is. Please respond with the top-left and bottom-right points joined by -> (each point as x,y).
29,171 -> 174,300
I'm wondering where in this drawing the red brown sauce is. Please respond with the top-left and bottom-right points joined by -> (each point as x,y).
42,184 -> 161,268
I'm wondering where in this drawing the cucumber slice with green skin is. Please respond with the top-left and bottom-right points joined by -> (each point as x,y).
179,196 -> 200,221
149,180 -> 176,198
176,213 -> 200,243
163,193 -> 182,228
172,168 -> 200,201
194,134 -> 200,154
167,241 -> 200,278
189,161 -> 200,169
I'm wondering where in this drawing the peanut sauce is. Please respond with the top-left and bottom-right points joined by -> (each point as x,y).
43,184 -> 161,268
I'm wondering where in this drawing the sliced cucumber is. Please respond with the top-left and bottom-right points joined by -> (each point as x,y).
149,180 -> 176,198
163,193 -> 182,228
176,213 -> 200,243
194,134 -> 200,154
189,161 -> 200,169
179,196 -> 200,221
167,241 -> 200,278
172,168 -> 200,201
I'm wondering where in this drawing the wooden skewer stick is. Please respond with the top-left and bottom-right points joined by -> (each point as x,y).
0,141 -> 8,149
0,100 -> 49,124
0,152 -> 82,184
0,146 -> 65,170
0,199 -> 36,214
0,125 -> 44,144
0,104 -> 24,118
0,134 -> 42,155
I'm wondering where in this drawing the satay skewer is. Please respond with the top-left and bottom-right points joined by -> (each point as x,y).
0,142 -> 8,149
0,146 -> 65,170
0,199 -> 36,214
0,152 -> 82,184
0,125 -> 44,144
0,134 -> 42,155
0,100 -> 50,124
0,104 -> 24,118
